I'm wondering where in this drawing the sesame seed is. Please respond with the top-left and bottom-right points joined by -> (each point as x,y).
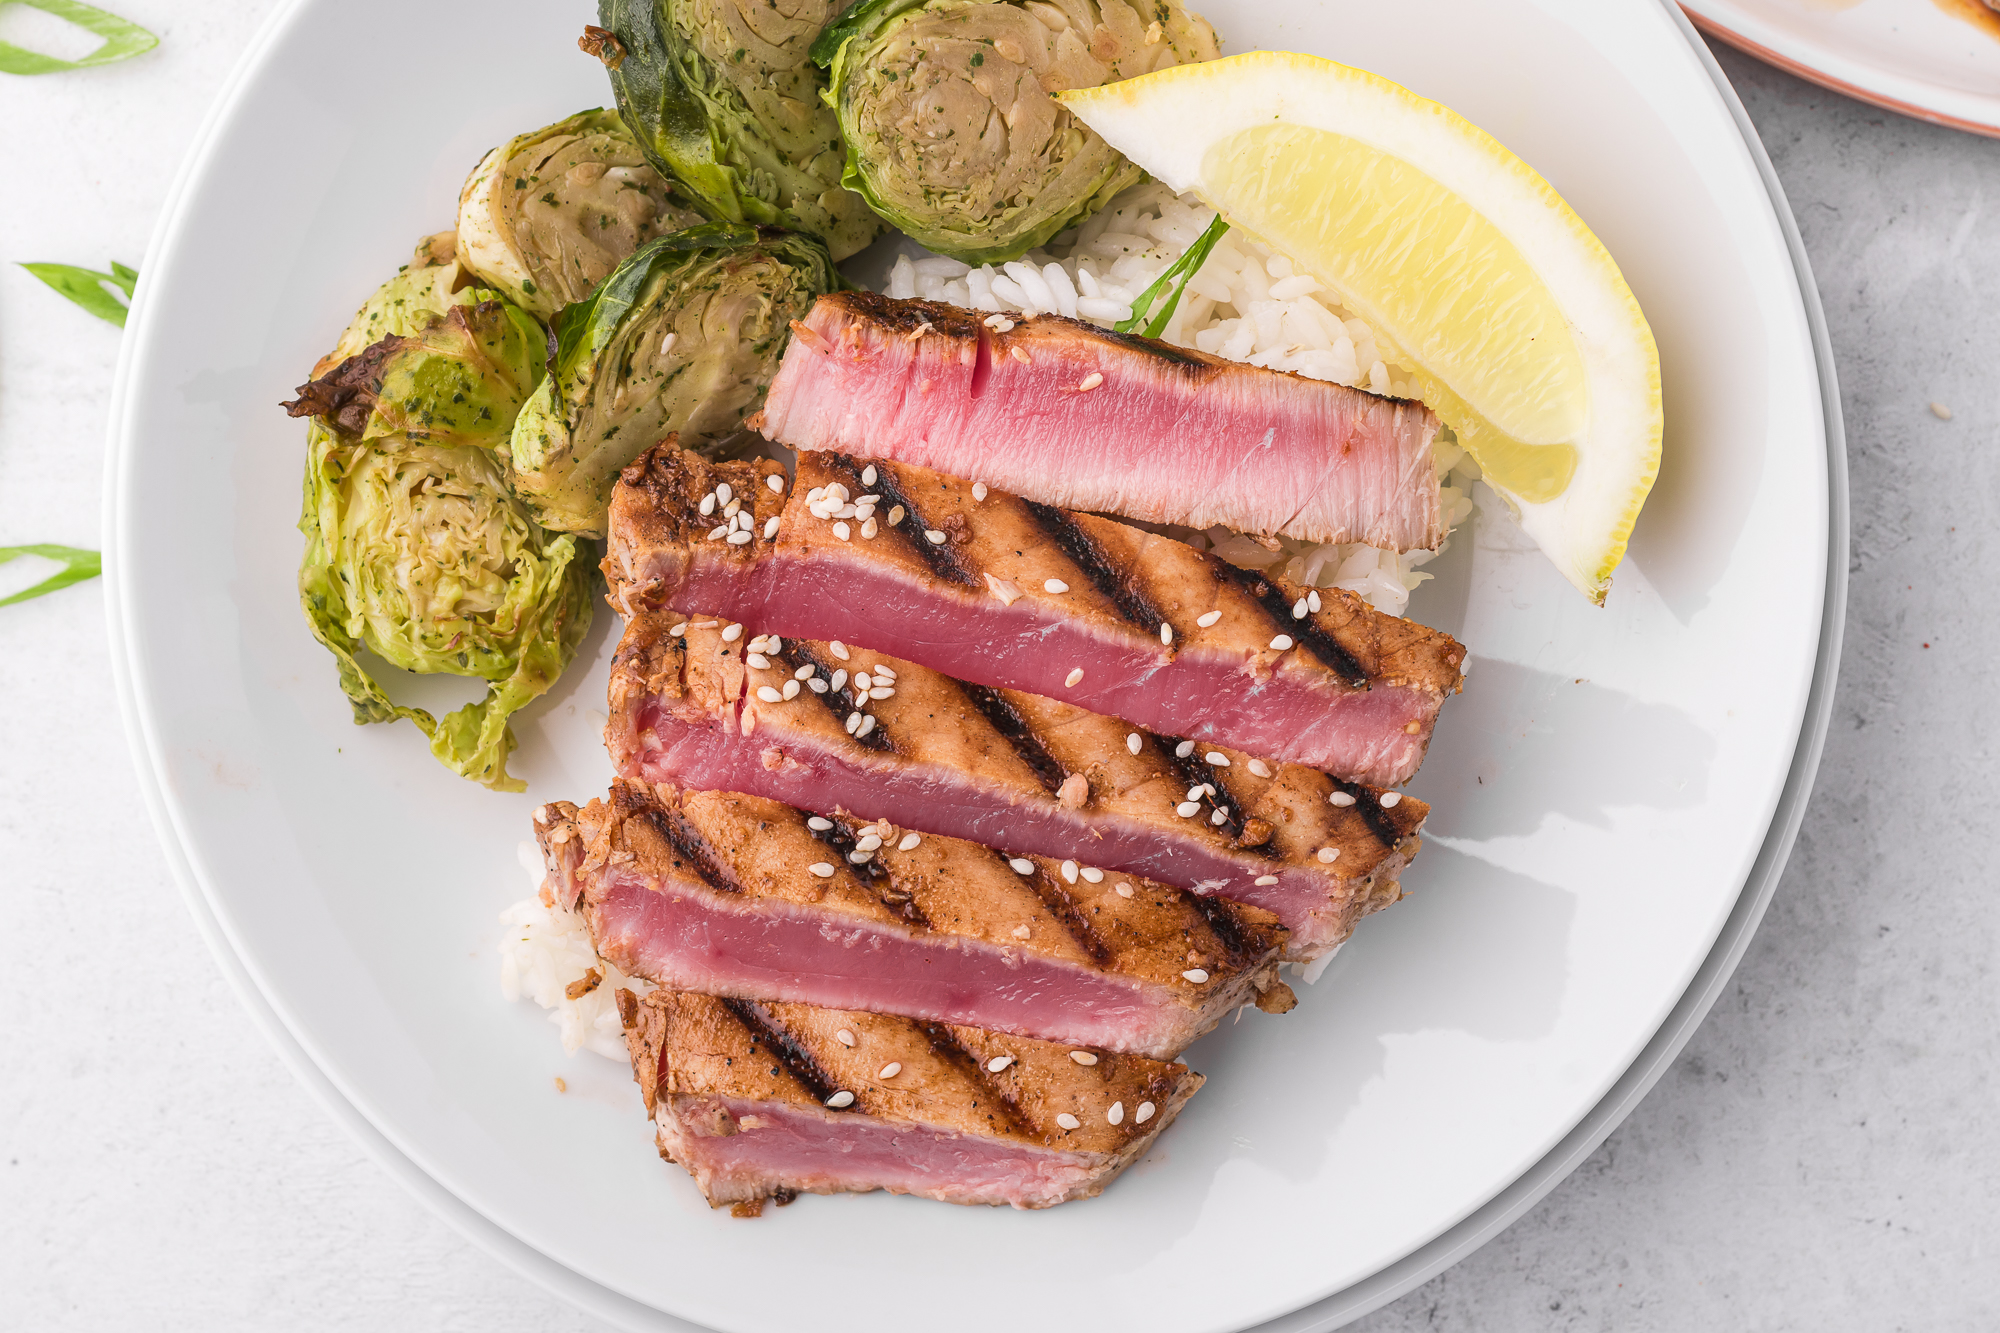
988,1056 -> 1014,1072
731,508 -> 749,529
808,679 -> 828,692
1115,883 -> 1135,898
1175,740 -> 1195,759
1107,1102 -> 1125,1125
1161,622 -> 1173,645
756,686 -> 782,703
856,834 -> 882,851
826,1090 -> 855,1109
1044,579 -> 1069,594
807,487 -> 825,503
1056,1113 -> 1082,1130
807,817 -> 832,830
1136,1101 -> 1156,1124
828,483 -> 849,502
1255,874 -> 1279,885
747,653 -> 771,669
861,517 -> 878,538
861,464 -> 878,486
700,493 -> 717,517
1070,1051 -> 1098,1065
1205,752 -> 1229,766
1064,668 -> 1084,687
1125,732 -> 1142,755
1200,784 -> 1216,798
898,833 -> 921,851
669,622 -> 688,637
716,483 -> 733,504
888,505 -> 905,526
1186,784 -> 1206,802
878,1062 -> 901,1079
721,623 -> 743,642
1182,968 -> 1209,983
763,516 -> 780,539
794,664 -> 815,681
707,525 -> 728,541
1081,867 -> 1102,883
1009,858 -> 1034,875
872,664 -> 896,679
972,482 -> 988,501
925,529 -> 947,544
1078,372 -> 1104,391
766,474 -> 784,493
726,530 -> 752,545
1293,597 -> 1309,619
845,712 -> 862,735
835,1029 -> 855,1046
856,714 -> 876,738
1196,610 -> 1222,628
1012,925 -> 1031,939
848,850 -> 873,864
833,521 -> 851,541
829,669 -> 847,692
1308,590 -> 1322,612
1317,847 -> 1340,864
1329,791 -> 1357,807
809,862 -> 835,877
1248,759 -> 1272,778
829,641 -> 850,661
1932,401 -> 1954,420
1176,801 -> 1200,818
1270,634 -> 1294,651
1380,791 -> 1402,808
984,313 -> 1015,332
1210,809 -> 1228,825
1061,860 -> 1078,884
855,672 -> 873,691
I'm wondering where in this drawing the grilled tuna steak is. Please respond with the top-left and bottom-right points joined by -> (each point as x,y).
620,988 -> 1202,1211
758,291 -> 1443,551
536,781 -> 1294,1059
606,615 -> 1425,959
603,444 -> 1465,785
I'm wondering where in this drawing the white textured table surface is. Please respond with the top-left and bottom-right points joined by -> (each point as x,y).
4,6 -> 1996,1328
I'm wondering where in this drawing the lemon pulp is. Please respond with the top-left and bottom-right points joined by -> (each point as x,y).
1201,123 -> 1582,503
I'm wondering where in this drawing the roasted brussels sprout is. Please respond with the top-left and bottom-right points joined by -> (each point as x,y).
593,0 -> 882,260
458,109 -> 703,321
508,222 -> 837,536
815,0 -> 1218,264
321,232 -> 475,371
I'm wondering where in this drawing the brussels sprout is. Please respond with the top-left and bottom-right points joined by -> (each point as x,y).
816,0 -> 1218,264
295,421 -> 593,792
593,0 -> 882,261
458,109 -> 704,321
508,221 -> 837,536
322,232 -> 475,372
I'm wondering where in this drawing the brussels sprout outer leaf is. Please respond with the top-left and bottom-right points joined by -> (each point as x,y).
0,544 -> 102,607
365,299 -> 548,452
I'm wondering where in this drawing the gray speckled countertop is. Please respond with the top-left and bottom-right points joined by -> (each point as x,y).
2,9 -> 1994,1328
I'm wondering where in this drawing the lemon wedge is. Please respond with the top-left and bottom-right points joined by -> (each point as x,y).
1060,52 -> 1662,604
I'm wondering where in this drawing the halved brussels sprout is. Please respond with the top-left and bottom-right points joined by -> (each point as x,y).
816,0 -> 1218,264
295,421 -> 593,792
509,221 -> 836,536
458,109 -> 704,321
594,0 -> 882,261
321,232 -> 475,373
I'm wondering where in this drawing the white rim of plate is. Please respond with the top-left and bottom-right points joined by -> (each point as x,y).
101,1 -> 1848,1328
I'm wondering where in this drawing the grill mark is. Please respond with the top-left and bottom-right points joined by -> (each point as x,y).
833,814 -> 935,931
1214,562 -> 1370,685
1152,733 -> 1245,842
721,999 -> 842,1106
1187,895 -> 1259,968
822,453 -> 981,590
779,640 -> 893,754
915,1022 -> 1035,1139
639,805 -> 745,897
1018,863 -> 1114,965
959,684 -> 1068,796
1330,777 -> 1405,850
1023,500 -> 1169,638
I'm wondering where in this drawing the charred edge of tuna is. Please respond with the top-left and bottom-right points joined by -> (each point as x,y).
825,289 -> 987,342
823,452 -> 980,591
719,998 -> 843,1108
1081,320 -> 1212,369
1330,777 -> 1405,850
639,802 -> 747,898
1213,562 -> 1370,686
1186,894 -> 1261,970
1152,732 -> 1250,846
1018,864 -> 1115,966
1022,500 -> 1169,639
915,1021 -> 1036,1139
958,683 -> 1068,796
781,640 -> 895,755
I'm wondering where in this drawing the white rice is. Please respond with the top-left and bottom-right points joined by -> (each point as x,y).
881,180 -> 1484,617
498,840 -> 646,1061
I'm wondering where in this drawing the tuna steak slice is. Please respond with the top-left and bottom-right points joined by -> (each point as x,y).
604,444 -> 1465,786
606,615 -> 1425,960
619,988 -> 1202,1211
758,290 -> 1444,551
536,781 -> 1295,1060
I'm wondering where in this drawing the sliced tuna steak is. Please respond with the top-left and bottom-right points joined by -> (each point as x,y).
619,988 -> 1202,1211
603,444 -> 1465,785
535,781 -> 1294,1060
758,290 -> 1443,551
606,615 -> 1425,960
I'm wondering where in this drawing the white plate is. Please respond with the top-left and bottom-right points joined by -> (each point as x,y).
105,1 -> 1843,1329
1684,0 -> 2000,136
